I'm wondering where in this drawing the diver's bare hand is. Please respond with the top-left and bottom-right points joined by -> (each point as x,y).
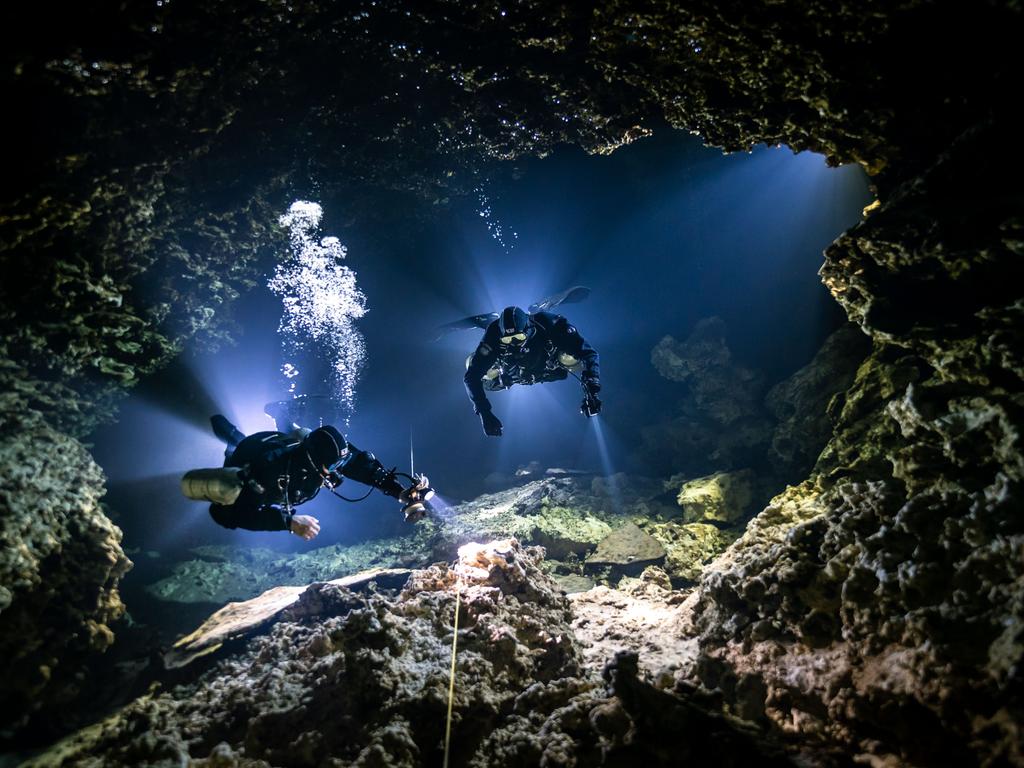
290,514 -> 320,540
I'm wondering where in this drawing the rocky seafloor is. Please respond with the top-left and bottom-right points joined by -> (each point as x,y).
23,541 -> 806,768
3,0 -> 1022,765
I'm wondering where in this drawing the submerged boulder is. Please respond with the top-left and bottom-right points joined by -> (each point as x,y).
585,522 -> 667,570
645,521 -> 741,584
674,469 -> 756,526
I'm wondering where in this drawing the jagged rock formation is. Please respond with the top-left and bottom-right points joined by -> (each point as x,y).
688,116 -> 1024,764
643,317 -> 774,476
765,323 -> 871,482
0,413 -> 131,739
643,319 -> 870,486
24,542 -> 797,767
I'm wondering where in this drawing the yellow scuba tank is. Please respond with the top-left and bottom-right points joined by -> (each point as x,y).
180,467 -> 244,505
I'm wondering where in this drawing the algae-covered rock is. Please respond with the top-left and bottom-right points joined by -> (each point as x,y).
645,522 -> 742,584
146,477 -> 677,606
675,469 -> 756,526
585,522 -> 666,569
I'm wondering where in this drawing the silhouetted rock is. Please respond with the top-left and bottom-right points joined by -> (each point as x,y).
642,317 -> 774,476
765,323 -> 870,482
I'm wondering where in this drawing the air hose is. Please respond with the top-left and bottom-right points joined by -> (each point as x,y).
443,570 -> 462,768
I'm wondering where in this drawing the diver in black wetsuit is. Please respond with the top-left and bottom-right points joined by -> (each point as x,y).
464,306 -> 601,437
181,416 -> 432,540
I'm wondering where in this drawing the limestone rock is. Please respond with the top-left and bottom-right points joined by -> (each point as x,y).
570,568 -> 698,680
553,574 -> 596,594
585,522 -> 666,568
642,318 -> 773,476
765,324 -> 870,482
0,413 -> 132,738
675,469 -> 756,525
645,521 -> 741,584
165,569 -> 412,669
25,541 -> 794,767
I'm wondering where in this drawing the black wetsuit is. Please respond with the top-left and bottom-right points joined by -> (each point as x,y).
210,431 -> 403,531
464,310 -> 600,414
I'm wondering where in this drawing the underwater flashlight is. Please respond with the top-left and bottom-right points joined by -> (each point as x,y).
399,473 -> 435,522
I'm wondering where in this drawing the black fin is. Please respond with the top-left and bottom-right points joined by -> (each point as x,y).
263,394 -> 337,431
211,414 -> 245,447
431,312 -> 499,342
528,286 -> 591,314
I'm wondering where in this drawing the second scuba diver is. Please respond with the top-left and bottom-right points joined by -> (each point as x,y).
464,306 -> 601,437
181,415 -> 433,540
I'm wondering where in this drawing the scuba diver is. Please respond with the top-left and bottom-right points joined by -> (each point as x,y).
180,415 -> 434,540
464,305 -> 601,437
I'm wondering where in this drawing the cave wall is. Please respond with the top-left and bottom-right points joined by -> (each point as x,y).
0,413 -> 130,739
1,0 -> 1020,759
690,118 -> 1024,763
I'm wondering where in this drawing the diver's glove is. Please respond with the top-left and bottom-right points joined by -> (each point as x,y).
399,474 -> 435,523
478,406 -> 503,437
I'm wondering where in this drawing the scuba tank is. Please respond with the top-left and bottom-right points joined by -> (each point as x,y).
181,467 -> 244,505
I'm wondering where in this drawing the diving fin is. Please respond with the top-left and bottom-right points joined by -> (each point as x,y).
263,394 -> 337,432
528,285 -> 591,314
433,286 -> 590,341
431,312 -> 500,342
211,415 -> 246,448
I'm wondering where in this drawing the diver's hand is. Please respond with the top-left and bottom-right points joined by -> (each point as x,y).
399,474 -> 431,505
289,514 -> 320,540
479,409 -> 503,437
581,377 -> 601,417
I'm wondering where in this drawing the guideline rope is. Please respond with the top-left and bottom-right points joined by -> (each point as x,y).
443,570 -> 462,768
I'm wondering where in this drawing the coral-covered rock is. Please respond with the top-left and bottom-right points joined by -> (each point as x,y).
0,413 -> 131,739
